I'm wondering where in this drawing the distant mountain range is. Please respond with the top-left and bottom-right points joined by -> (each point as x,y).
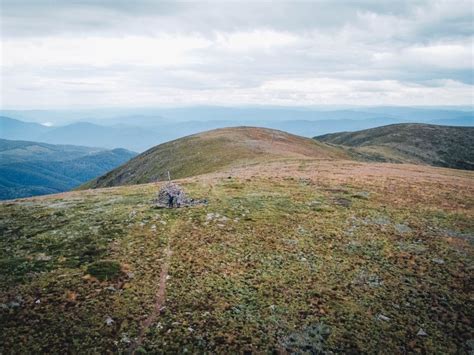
1,107 -> 472,152
316,123 -> 474,170
0,139 -> 136,200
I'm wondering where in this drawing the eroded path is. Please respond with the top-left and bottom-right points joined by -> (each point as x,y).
128,222 -> 176,354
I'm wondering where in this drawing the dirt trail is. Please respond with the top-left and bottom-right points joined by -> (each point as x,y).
128,244 -> 172,354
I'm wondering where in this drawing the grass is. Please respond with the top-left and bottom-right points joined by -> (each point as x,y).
81,127 -> 349,189
87,260 -> 122,281
0,159 -> 473,353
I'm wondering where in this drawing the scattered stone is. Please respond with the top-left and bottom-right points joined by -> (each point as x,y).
9,301 -> 21,308
395,223 -> 412,234
299,178 -> 312,185
372,216 -> 391,225
35,253 -> 52,261
281,323 -> 330,354
417,328 -> 428,337
206,212 -> 220,221
120,334 -> 131,344
333,197 -> 352,208
297,226 -> 307,235
352,191 -> 370,199
353,270 -> 383,288
376,314 -> 391,322
398,241 -> 427,254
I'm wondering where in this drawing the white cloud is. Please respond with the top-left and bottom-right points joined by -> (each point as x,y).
2,35 -> 211,67
214,30 -> 301,53
0,1 -> 473,108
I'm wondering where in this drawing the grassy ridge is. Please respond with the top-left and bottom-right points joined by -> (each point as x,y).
315,123 -> 474,170
81,127 -> 350,189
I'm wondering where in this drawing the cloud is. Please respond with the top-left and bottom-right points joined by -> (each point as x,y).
0,0 -> 472,108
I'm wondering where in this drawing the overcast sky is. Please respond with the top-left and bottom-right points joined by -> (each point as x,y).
1,0 -> 473,109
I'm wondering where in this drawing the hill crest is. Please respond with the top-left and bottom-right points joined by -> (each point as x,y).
82,126 -> 350,189
316,123 -> 474,170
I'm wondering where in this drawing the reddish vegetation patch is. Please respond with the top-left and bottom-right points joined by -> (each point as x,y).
204,160 -> 473,212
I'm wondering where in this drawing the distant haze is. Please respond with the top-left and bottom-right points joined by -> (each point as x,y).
1,106 -> 472,151
1,1 -> 473,109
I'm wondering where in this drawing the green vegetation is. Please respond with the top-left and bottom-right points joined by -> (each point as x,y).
1,159 -> 472,353
81,127 -> 350,189
87,260 -> 122,281
0,138 -> 136,200
315,123 -> 474,170
1,127 -> 473,353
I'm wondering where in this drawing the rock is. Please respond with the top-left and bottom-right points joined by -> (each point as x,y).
376,314 -> 391,322
373,216 -> 391,225
395,223 -> 412,234
120,334 -> 131,344
36,253 -> 52,261
432,258 -> 445,264
35,299 -> 41,304
417,328 -> 428,336
281,322 -> 330,353
105,316 -> 114,326
352,191 -> 370,199
334,197 -> 352,208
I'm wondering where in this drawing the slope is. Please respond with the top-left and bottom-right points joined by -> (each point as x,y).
0,139 -> 136,200
82,126 -> 350,189
1,158 -> 473,353
316,123 -> 474,170
0,138 -> 103,163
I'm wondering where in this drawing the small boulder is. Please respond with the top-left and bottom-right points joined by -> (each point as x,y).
417,328 -> 428,337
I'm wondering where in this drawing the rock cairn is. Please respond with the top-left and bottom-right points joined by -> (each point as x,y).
154,182 -> 207,208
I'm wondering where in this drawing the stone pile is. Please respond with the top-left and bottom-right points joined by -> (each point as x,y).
154,183 -> 207,208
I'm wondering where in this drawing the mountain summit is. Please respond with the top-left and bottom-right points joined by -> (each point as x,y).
82,126 -> 351,189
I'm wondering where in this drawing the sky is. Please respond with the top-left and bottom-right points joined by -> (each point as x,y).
1,0 -> 473,109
